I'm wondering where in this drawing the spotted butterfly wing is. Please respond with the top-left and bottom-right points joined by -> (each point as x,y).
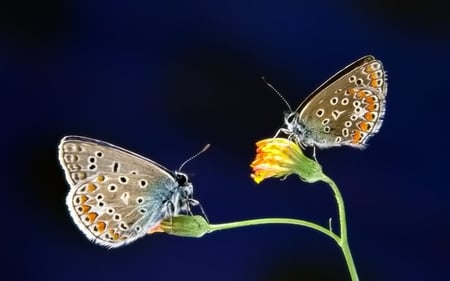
284,55 -> 387,149
58,136 -> 195,248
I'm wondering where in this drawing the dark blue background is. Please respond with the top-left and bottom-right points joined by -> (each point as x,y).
2,1 -> 449,280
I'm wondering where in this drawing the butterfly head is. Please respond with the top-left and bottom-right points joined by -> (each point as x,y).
281,110 -> 319,149
173,170 -> 199,213
174,171 -> 193,197
284,111 -> 297,127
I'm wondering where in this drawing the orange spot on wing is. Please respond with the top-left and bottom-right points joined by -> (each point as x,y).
370,79 -> 383,88
359,122 -> 369,132
86,183 -> 97,192
366,103 -> 378,111
369,72 -> 382,79
96,175 -> 105,182
86,212 -> 98,223
356,90 -> 367,99
364,96 -> 376,104
352,131 -> 362,144
80,195 -> 88,204
96,221 -> 106,233
364,112 -> 375,121
80,205 -> 91,214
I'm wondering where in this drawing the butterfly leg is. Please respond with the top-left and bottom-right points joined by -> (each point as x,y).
196,200 -> 209,223
312,146 -> 319,162
186,198 -> 209,223
165,201 -> 176,233
272,128 -> 282,140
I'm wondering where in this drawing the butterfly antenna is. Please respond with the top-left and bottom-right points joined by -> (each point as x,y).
178,144 -> 210,171
261,76 -> 292,112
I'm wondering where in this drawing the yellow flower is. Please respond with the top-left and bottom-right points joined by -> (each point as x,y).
250,138 -> 324,184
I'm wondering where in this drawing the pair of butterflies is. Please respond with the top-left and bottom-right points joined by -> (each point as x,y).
59,55 -> 387,248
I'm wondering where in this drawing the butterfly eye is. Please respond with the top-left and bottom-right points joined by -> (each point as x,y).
175,172 -> 188,186
286,113 -> 296,124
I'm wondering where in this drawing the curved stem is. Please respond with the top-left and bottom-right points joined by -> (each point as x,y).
322,175 -> 346,240
207,218 -> 340,244
321,175 -> 359,281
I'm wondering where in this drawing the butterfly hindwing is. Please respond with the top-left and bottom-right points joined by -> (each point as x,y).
66,172 -> 176,248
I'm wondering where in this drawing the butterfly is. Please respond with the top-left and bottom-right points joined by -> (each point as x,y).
270,55 -> 387,155
58,136 -> 205,248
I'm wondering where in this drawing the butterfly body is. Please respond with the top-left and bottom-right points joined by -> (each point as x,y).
281,55 -> 387,150
58,136 -> 197,248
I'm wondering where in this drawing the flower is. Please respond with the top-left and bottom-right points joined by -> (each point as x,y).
250,138 -> 324,184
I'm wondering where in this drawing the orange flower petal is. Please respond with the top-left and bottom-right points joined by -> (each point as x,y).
250,138 -> 304,183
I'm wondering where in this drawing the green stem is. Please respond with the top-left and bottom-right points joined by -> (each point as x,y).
321,175 -> 359,281
204,176 -> 358,280
207,217 -> 340,244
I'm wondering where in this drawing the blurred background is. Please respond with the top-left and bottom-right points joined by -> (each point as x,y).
2,0 -> 449,280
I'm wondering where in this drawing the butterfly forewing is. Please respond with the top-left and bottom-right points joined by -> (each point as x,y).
58,136 -> 173,186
